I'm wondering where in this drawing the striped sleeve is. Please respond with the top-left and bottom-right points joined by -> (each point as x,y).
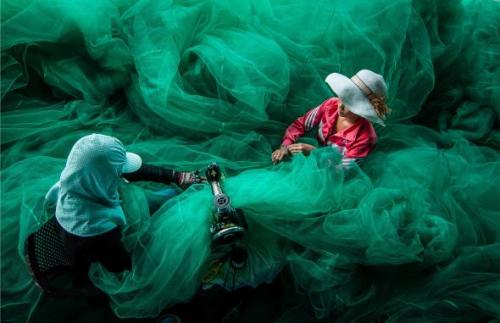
337,156 -> 365,169
282,100 -> 329,146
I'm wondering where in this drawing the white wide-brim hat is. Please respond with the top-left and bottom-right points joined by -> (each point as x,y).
325,69 -> 388,126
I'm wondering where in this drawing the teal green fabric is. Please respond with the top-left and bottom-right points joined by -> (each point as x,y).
1,0 -> 499,322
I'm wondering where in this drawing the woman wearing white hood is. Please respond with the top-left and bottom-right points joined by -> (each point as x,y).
45,133 -> 203,286
272,69 -> 390,168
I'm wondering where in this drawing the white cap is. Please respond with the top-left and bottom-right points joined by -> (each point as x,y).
122,152 -> 142,173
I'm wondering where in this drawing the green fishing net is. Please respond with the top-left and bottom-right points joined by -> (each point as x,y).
2,0 -> 500,322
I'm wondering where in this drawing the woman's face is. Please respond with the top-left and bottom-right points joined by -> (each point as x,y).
338,101 -> 360,120
338,101 -> 350,117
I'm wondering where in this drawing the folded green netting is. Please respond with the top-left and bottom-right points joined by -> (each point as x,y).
1,0 -> 499,322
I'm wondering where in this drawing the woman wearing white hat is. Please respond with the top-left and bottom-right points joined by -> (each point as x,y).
44,133 -> 204,287
271,69 -> 390,168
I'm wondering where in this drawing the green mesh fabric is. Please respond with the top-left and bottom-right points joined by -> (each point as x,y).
2,0 -> 500,322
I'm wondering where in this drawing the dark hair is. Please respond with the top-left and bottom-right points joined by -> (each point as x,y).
368,93 -> 390,118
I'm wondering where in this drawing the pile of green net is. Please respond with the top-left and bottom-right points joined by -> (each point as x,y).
2,0 -> 499,321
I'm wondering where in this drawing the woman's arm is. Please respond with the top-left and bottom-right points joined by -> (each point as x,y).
123,164 -> 203,189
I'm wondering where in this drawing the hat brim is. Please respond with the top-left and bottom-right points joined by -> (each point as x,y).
325,73 -> 385,125
122,152 -> 142,173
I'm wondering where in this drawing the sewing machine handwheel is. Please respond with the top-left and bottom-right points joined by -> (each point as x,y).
212,226 -> 245,245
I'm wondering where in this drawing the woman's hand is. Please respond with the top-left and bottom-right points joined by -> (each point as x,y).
287,143 -> 316,156
175,170 -> 207,190
271,146 -> 289,164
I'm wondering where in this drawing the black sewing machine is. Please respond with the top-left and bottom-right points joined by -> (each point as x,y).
206,163 -> 247,268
